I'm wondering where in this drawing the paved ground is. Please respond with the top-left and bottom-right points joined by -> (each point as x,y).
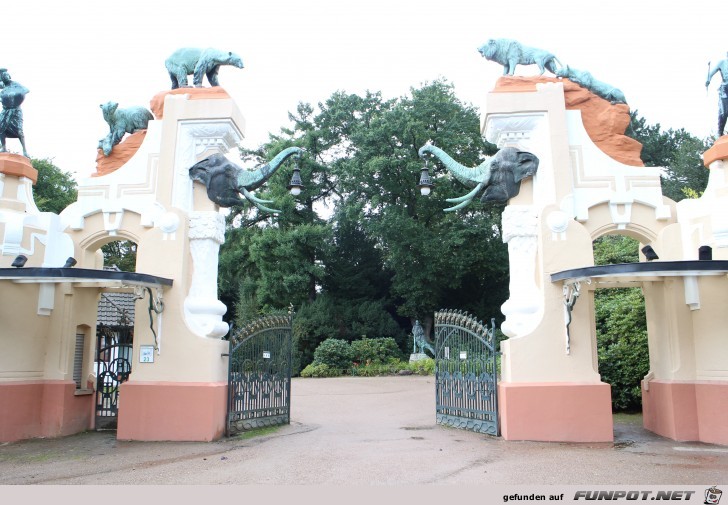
1,376 -> 727,485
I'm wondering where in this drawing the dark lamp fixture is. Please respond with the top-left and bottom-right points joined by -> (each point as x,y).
417,161 -> 434,196
63,257 -> 77,268
699,245 -> 712,261
11,254 -> 27,268
287,156 -> 304,196
641,245 -> 659,261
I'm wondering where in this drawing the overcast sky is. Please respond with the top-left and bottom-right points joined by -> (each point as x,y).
5,0 -> 726,178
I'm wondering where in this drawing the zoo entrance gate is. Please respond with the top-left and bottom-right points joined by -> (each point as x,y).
226,310 -> 499,436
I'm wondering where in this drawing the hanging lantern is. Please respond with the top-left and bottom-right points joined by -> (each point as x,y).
416,160 -> 434,196
287,155 -> 305,196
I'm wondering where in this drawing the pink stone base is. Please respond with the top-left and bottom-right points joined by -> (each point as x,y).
642,380 -> 728,445
499,382 -> 613,442
0,381 -> 94,442
116,381 -> 228,441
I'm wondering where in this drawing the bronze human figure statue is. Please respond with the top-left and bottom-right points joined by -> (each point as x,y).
0,69 -> 29,157
706,52 -> 728,137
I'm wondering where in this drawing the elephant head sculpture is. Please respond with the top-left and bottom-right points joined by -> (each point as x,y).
418,143 -> 539,211
189,146 -> 303,212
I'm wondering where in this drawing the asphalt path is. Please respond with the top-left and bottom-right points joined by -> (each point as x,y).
1,376 -> 727,486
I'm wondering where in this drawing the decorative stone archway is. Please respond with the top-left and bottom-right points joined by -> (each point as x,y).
0,88 -> 248,443
485,77 -> 728,444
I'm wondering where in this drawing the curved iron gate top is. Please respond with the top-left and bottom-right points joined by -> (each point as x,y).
227,314 -> 293,436
434,309 -> 499,436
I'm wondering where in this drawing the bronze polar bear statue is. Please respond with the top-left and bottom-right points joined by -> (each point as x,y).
164,47 -> 244,89
478,38 -> 561,76
97,101 -> 153,156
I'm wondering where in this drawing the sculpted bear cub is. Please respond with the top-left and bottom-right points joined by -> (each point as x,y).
164,47 -> 244,89
97,101 -> 153,156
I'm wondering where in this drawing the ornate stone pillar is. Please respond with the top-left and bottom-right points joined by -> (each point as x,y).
500,205 -> 541,338
183,211 -> 228,338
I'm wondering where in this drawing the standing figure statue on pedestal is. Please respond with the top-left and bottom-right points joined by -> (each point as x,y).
706,53 -> 728,137
411,320 -> 434,357
0,69 -> 29,157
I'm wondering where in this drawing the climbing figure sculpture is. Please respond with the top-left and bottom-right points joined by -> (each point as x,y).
0,69 -> 29,157
97,101 -> 154,156
706,52 -> 728,137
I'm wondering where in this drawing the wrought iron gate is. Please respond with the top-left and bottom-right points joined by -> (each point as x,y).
95,323 -> 133,429
434,309 -> 499,435
227,314 -> 292,435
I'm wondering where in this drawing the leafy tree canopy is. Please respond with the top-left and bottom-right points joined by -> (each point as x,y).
628,111 -> 711,202
30,158 -> 77,214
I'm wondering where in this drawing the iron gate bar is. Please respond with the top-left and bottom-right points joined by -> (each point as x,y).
434,310 -> 498,436
227,314 -> 292,435
95,324 -> 133,430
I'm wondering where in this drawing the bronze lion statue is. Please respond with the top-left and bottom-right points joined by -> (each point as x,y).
478,38 -> 561,76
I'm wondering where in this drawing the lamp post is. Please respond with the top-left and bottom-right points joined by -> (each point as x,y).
416,160 -> 434,196
287,153 -> 305,196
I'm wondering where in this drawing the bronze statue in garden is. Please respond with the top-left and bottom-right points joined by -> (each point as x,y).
706,52 -> 728,136
0,69 -> 30,157
412,320 -> 434,356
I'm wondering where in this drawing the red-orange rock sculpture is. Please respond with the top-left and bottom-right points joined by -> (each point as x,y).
92,88 -> 233,177
493,76 -> 644,167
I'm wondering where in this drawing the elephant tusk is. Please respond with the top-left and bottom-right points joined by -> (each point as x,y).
443,198 -> 473,212
240,187 -> 281,213
241,187 -> 275,204
254,202 -> 282,214
445,183 -> 483,204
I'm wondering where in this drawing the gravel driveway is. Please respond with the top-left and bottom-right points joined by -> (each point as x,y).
1,376 -> 726,485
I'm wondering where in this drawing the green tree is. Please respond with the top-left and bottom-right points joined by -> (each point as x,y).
331,81 -> 506,334
593,235 -> 648,411
100,240 -> 137,272
220,81 -> 510,366
30,158 -> 77,214
628,112 -> 710,202
594,286 -> 649,411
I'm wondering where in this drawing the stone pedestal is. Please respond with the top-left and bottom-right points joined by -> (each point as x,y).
409,353 -> 429,363
0,153 -> 37,218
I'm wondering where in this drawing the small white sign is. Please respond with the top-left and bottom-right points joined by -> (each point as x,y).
140,345 -> 155,363
444,347 -> 450,359
263,351 -> 271,359
460,351 -> 467,360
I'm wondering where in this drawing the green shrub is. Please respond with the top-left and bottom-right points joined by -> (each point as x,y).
595,287 -> 649,411
351,337 -> 403,364
351,357 -> 408,376
299,363 -> 342,378
313,338 -> 354,370
407,357 -> 435,375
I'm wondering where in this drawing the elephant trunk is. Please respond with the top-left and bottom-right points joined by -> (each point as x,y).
418,144 -> 492,188
237,146 -> 303,191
